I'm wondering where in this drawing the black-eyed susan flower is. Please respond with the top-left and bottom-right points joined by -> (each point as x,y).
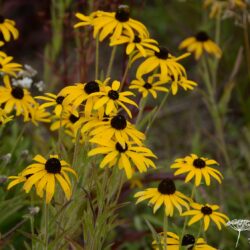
0,55 -> 22,76
58,79 -> 107,117
171,154 -> 223,186
82,114 -> 145,147
0,107 -> 13,125
50,108 -> 85,132
169,75 -> 197,95
130,74 -> 168,99
110,34 -> 159,57
134,178 -> 190,216
8,154 -> 77,203
152,232 -> 217,250
179,31 -> 222,60
92,5 -> 149,41
24,104 -> 51,126
88,138 -> 156,179
182,203 -> 229,231
0,76 -> 35,117
35,93 -> 68,117
135,47 -> 188,81
91,80 -> 137,118
0,16 -> 19,42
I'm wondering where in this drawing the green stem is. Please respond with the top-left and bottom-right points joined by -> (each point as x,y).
72,127 -> 82,170
235,231 -> 241,248
180,185 -> 196,250
145,92 -> 169,135
120,53 -> 132,91
1,123 -> 26,170
95,36 -> 99,79
212,9 -> 221,89
163,213 -> 168,250
106,46 -> 117,78
135,96 -> 148,128
30,216 -> 35,250
215,9 -> 221,46
193,220 -> 203,248
44,200 -> 49,250
201,57 -> 230,166
57,109 -> 64,156
243,10 -> 250,79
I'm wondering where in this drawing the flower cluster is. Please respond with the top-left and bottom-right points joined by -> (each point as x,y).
134,153 -> 228,248
2,4 -> 231,248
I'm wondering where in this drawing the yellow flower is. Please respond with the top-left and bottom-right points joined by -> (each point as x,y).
0,107 -> 13,125
170,75 -> 197,95
90,80 -> 138,118
130,74 -> 168,99
58,79 -> 107,117
88,138 -> 156,179
8,154 -> 77,203
135,47 -> 188,81
0,16 -> 19,42
152,232 -> 217,250
24,104 -> 51,126
74,12 -> 98,28
134,178 -> 190,216
81,114 -> 145,147
179,31 -> 222,60
7,175 -> 28,189
0,76 -> 35,117
182,203 -> 229,231
110,34 -> 159,57
0,55 -> 22,76
91,5 -> 149,41
35,93 -> 68,117
171,154 -> 223,186
50,108 -> 85,132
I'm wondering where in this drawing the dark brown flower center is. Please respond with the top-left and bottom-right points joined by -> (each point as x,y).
0,15 -> 4,23
69,114 -> 79,123
193,158 -> 206,168
195,31 -> 209,42
45,158 -> 61,174
157,178 -> 176,195
108,90 -> 119,100
115,5 -> 130,22
25,174 -> 33,179
56,95 -> 64,104
182,234 -> 195,246
84,81 -> 100,94
201,206 -> 212,215
155,47 -> 169,59
11,86 -> 24,99
115,142 -> 128,152
111,115 -> 127,130
143,83 -> 152,89
133,35 -> 141,43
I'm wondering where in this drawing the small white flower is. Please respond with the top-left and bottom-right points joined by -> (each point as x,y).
12,77 -> 33,89
1,153 -> 11,164
227,219 -> 250,247
28,206 -> 40,215
17,64 -> 37,78
34,81 -> 45,91
227,219 -> 250,231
